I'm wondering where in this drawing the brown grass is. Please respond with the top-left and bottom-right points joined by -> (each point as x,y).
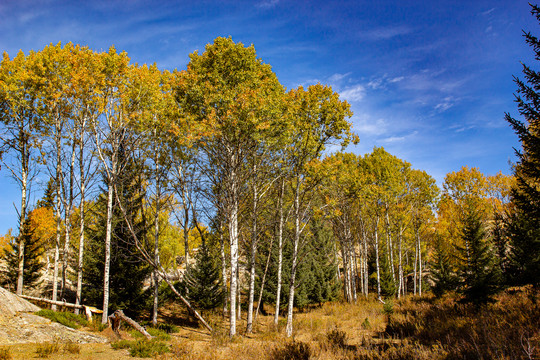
2,288 -> 538,359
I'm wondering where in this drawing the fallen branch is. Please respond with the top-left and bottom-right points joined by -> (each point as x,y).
19,295 -> 103,321
109,310 -> 152,340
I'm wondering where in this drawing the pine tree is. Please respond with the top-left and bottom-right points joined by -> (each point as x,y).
83,146 -> 151,316
380,252 -> 396,299
430,234 -> 458,298
182,240 -> 224,310
457,209 -> 500,306
504,4 -> 540,287
36,178 -> 55,209
2,217 -> 45,291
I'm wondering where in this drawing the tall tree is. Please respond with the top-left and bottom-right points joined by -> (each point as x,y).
283,84 -> 354,337
177,37 -> 284,337
0,49 -> 43,295
457,208 -> 500,306
2,215 -> 45,292
505,4 -> 540,287
84,141 -> 151,316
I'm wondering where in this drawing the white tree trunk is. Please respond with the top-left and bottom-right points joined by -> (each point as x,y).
52,123 -> 62,309
16,129 -> 28,296
229,175 -> 239,337
102,180 -> 114,324
246,173 -> 258,334
285,182 -> 300,338
374,216 -> 381,300
274,179 -> 284,327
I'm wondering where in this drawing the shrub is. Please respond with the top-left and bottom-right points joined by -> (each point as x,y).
361,317 -> 371,329
36,341 -> 60,358
0,348 -> 12,360
129,339 -> 169,358
36,309 -> 89,329
326,327 -> 347,350
112,339 -> 169,358
270,341 -> 311,360
63,341 -> 81,354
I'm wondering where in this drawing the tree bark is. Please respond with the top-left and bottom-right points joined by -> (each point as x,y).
286,180 -> 300,338
16,128 -> 29,296
274,178 -> 284,327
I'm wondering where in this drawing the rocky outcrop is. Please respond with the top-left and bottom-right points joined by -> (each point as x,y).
0,286 -> 107,345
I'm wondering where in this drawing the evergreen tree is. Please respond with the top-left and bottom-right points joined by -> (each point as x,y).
83,145 -> 151,316
430,234 -> 457,297
504,4 -> 540,288
380,252 -> 396,299
293,219 -> 340,308
457,209 -> 500,306
255,218 -> 340,311
2,217 -> 45,291
182,240 -> 224,310
36,178 -> 56,209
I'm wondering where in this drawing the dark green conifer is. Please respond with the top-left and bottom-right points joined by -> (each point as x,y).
182,240 -> 224,310
457,209 -> 500,306
83,144 -> 151,316
430,234 -> 458,297
504,4 -> 540,287
2,216 -> 44,291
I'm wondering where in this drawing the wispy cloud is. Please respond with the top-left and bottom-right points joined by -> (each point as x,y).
340,84 -> 365,102
328,72 -> 351,83
257,0 -> 279,9
353,115 -> 387,136
382,131 -> 418,143
359,25 -> 413,41
480,8 -> 495,16
434,97 -> 456,112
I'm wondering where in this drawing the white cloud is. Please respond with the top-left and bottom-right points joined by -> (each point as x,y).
353,115 -> 387,136
257,0 -> 279,9
328,72 -> 351,83
340,84 -> 365,102
359,25 -> 413,41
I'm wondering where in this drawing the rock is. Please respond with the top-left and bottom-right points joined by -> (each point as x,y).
0,286 -> 40,317
0,286 -> 107,345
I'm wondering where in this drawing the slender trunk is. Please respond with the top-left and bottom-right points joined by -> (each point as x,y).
374,216 -> 381,300
75,119 -> 86,314
229,171 -> 239,337
220,225 -> 228,317
152,139 -> 160,326
246,175 -> 258,334
62,140 -> 76,299
286,180 -> 300,338
237,264 -> 241,321
274,178 -> 284,327
341,242 -> 350,302
418,231 -> 423,296
397,226 -> 403,299
385,206 -> 395,282
363,235 -> 369,297
102,177 -> 114,324
52,121 -> 62,309
413,219 -> 418,295
16,129 -> 28,296
352,243 -> 358,302
254,230 -> 274,325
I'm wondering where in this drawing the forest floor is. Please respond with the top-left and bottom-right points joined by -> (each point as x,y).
1,287 -> 538,359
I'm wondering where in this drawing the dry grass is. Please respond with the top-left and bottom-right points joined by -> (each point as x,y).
3,288 -> 538,359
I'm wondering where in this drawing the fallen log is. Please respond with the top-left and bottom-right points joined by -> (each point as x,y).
19,295 -> 103,322
108,310 -> 152,340
20,294 -> 84,309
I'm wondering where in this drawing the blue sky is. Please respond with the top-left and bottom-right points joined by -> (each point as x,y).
0,0 -> 536,233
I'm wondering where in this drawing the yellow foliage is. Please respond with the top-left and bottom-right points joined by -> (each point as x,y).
0,229 -> 14,256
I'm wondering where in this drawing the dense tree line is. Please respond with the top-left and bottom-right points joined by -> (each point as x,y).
0,26 -> 538,338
